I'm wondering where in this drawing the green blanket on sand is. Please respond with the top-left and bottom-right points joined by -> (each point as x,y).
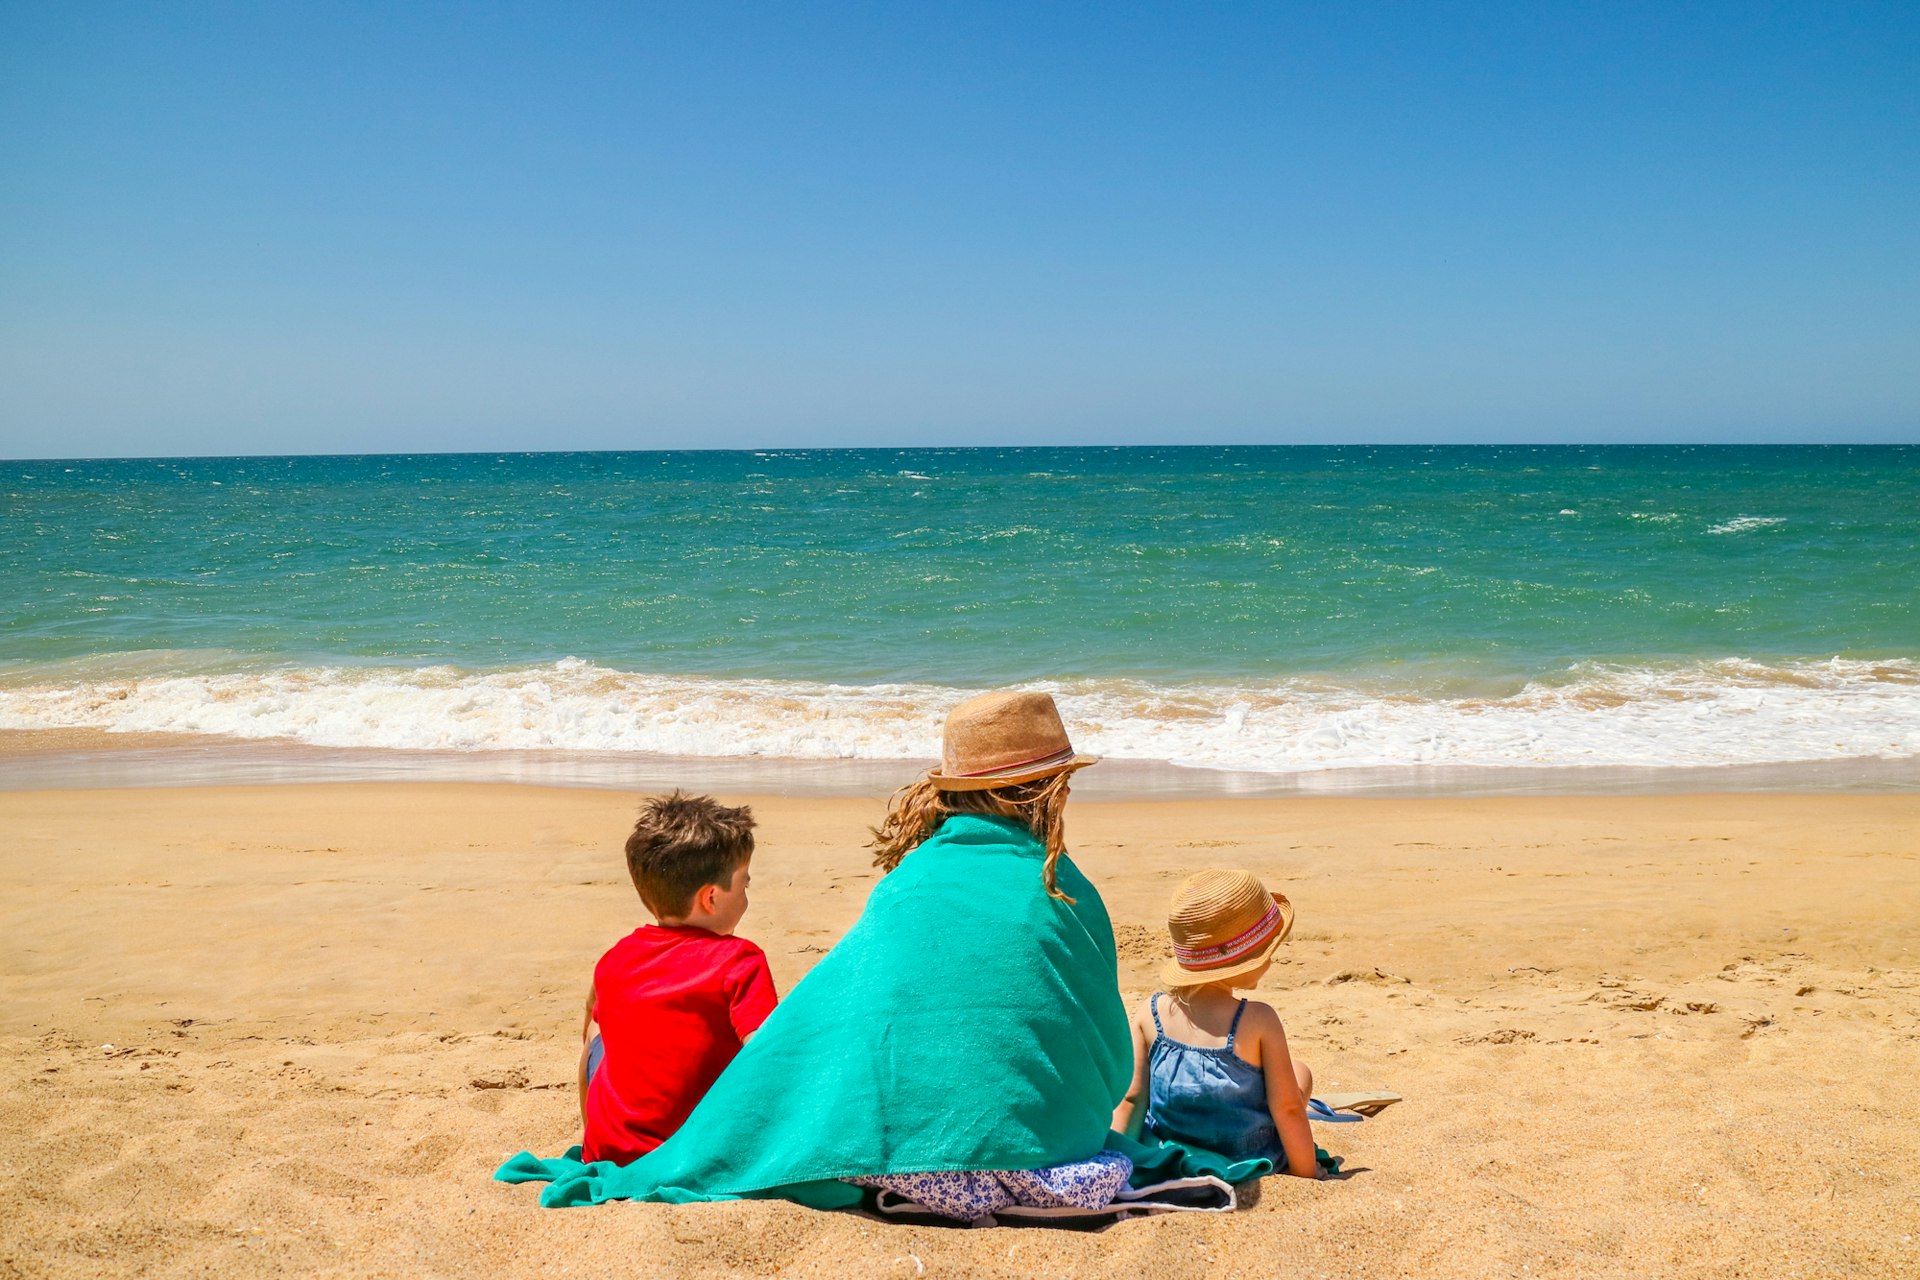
494,813 -> 1272,1208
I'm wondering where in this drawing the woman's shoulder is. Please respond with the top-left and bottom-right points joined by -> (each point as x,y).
927,812 -> 1042,849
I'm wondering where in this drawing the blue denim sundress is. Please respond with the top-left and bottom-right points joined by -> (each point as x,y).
1143,993 -> 1291,1171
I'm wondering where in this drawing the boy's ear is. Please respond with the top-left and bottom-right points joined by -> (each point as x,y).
696,882 -> 719,915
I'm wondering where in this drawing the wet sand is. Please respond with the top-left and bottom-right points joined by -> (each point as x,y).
9,728 -> 1919,798
3,784 -> 1916,1277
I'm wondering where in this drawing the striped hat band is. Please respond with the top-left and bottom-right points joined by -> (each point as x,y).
1169,896 -> 1284,970
952,744 -> 1080,778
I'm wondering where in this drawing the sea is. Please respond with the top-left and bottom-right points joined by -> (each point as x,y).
2,445 -> 1916,794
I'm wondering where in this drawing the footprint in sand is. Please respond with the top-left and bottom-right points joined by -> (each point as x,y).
1112,924 -> 1172,963
1325,967 -> 1410,987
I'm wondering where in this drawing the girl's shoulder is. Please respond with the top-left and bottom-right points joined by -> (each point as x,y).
1236,997 -> 1288,1037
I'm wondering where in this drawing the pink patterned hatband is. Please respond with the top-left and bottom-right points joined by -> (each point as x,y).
1171,898 -> 1283,970
951,743 -> 1078,778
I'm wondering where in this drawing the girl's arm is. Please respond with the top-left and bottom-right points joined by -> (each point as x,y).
1250,1004 -> 1322,1180
1109,1000 -> 1153,1139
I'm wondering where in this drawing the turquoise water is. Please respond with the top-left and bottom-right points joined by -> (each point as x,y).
2,446 -> 1916,774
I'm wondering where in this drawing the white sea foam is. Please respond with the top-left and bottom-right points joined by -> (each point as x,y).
1707,516 -> 1787,534
2,657 -> 1916,774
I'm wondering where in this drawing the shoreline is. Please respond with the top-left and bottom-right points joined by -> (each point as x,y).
5,651 -> 1916,781
4,728 -> 1917,797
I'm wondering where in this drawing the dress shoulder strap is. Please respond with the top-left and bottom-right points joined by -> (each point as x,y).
1225,998 -> 1248,1051
1150,991 -> 1165,1036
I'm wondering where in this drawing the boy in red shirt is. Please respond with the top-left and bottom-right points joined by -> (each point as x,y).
578,791 -> 777,1165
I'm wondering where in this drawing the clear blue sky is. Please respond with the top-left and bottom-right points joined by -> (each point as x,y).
3,1 -> 1916,458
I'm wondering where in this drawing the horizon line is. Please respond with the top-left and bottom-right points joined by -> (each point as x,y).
8,441 -> 1919,465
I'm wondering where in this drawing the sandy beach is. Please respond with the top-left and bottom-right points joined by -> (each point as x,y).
0,783 -> 1914,1278
10,0 -> 1918,1270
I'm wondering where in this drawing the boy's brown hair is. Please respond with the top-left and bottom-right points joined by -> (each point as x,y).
625,791 -> 756,917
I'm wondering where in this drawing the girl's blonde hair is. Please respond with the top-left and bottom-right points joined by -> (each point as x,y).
868,769 -> 1077,901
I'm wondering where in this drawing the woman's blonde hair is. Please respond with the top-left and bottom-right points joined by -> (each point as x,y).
868,769 -> 1077,901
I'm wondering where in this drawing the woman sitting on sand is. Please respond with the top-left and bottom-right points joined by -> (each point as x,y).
502,691 -> 1151,1212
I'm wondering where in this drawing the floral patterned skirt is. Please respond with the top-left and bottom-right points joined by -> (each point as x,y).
846,1150 -> 1134,1220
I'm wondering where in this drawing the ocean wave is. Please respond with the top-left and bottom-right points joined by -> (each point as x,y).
1,656 -> 1916,773
1707,516 -> 1788,534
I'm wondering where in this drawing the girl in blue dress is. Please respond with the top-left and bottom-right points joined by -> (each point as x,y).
1111,868 -> 1324,1180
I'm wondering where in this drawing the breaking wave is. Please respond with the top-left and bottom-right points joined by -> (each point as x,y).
2,655 -> 1916,774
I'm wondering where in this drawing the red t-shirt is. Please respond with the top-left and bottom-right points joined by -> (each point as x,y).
582,924 -> 777,1165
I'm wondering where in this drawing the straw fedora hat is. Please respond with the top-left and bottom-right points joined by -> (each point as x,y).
1161,869 -> 1295,988
925,690 -> 1099,791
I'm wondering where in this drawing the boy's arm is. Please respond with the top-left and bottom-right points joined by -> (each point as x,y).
1109,1000 -> 1153,1138
1252,1004 -> 1322,1180
577,981 -> 598,1128
725,946 -> 779,1042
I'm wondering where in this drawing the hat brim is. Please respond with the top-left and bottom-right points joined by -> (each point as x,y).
1159,892 -> 1295,989
926,753 -> 1099,792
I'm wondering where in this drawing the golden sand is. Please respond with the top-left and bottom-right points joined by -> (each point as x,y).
2,784 -> 1916,1277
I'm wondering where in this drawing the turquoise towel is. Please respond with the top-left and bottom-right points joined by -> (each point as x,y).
499,814 -> 1138,1207
498,1131 -> 1282,1209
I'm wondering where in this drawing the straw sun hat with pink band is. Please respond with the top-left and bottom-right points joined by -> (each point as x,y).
1161,868 -> 1296,988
